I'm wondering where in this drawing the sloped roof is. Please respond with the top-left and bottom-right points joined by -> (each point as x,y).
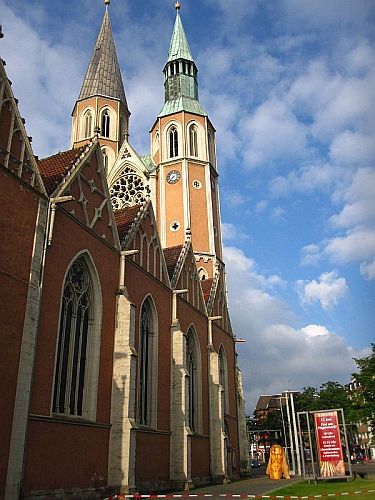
114,204 -> 142,242
38,146 -> 87,195
78,10 -> 128,107
163,245 -> 184,281
158,96 -> 206,118
201,277 -> 214,304
167,10 -> 194,63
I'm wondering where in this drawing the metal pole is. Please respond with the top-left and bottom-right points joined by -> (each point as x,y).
290,392 -> 302,475
285,392 -> 296,474
306,412 -> 317,481
297,412 -> 306,478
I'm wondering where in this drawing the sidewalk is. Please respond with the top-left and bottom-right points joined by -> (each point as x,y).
175,475 -> 302,497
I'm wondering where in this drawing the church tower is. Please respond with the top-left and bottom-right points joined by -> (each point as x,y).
151,2 -> 223,280
71,0 -> 130,174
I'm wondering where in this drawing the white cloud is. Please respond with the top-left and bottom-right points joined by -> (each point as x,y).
360,260 -> 375,281
222,223 -> 250,242
297,271 -> 348,310
240,99 -> 308,168
301,244 -> 321,266
223,245 -> 363,412
329,131 -> 375,167
325,229 -> 375,264
270,163 -> 337,197
300,324 -> 330,337
330,168 -> 375,228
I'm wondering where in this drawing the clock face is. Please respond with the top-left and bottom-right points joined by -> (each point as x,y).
166,170 -> 181,184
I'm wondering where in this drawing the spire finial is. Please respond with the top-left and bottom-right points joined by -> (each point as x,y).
175,1 -> 181,11
105,0 -> 110,8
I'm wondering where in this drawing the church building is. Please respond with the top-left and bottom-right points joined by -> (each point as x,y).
0,1 -> 248,498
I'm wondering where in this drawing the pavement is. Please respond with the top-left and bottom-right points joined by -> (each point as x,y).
173,467 -> 301,497
172,461 -> 375,498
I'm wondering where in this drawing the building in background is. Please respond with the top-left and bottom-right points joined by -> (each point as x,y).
0,2 -> 248,498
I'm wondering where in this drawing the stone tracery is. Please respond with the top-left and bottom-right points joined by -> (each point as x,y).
110,166 -> 147,210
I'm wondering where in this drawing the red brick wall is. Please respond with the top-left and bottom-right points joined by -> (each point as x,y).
191,435 -> 210,479
135,430 -> 170,484
0,168 -> 40,494
24,420 -> 109,492
24,206 -> 118,492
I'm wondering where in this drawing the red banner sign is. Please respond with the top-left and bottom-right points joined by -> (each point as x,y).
314,411 -> 345,477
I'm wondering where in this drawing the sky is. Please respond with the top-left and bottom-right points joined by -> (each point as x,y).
1,0 -> 374,413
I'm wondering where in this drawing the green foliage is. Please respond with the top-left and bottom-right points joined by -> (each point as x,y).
295,382 -> 357,424
352,343 -> 375,429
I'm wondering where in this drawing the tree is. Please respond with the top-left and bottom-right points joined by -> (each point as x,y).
295,382 -> 356,424
352,344 -> 375,429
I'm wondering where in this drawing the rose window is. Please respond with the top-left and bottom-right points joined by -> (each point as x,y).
110,167 -> 147,210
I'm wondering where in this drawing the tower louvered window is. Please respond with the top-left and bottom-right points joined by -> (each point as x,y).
84,111 -> 93,138
101,109 -> 110,138
189,125 -> 198,157
169,126 -> 178,158
52,258 -> 93,416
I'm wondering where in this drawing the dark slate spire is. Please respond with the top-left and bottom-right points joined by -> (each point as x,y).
159,4 -> 206,117
78,10 -> 128,107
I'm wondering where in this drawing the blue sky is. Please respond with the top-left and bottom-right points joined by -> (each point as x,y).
1,0 -> 374,413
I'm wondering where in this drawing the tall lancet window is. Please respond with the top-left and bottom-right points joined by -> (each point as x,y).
169,126 -> 178,158
52,256 -> 101,418
218,346 -> 229,417
84,111 -> 93,139
102,148 -> 109,175
138,298 -> 157,427
186,327 -> 201,432
101,109 -> 110,138
189,124 -> 198,157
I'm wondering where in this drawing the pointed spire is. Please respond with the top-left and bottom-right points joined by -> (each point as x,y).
78,9 -> 128,107
159,5 -> 206,117
167,5 -> 194,63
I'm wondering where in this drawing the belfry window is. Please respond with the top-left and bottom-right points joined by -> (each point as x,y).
101,109 -> 110,138
138,298 -> 157,427
52,256 -> 100,418
189,124 -> 198,157
84,111 -> 92,138
169,126 -> 179,158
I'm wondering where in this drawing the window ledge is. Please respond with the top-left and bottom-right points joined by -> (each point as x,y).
29,413 -> 111,429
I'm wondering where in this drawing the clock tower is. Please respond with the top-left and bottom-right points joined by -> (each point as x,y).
151,2 -> 223,279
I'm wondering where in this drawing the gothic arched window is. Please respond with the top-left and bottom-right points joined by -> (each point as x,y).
101,109 -> 110,138
186,327 -> 201,432
138,298 -> 157,427
102,148 -> 109,175
169,126 -> 178,158
189,124 -> 198,157
84,111 -> 93,139
52,256 -> 101,418
219,345 -> 229,416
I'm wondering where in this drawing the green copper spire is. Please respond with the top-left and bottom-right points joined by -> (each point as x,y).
159,5 -> 206,117
167,7 -> 194,63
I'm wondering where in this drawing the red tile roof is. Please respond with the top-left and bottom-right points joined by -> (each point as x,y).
114,205 -> 142,242
201,277 -> 214,303
163,245 -> 183,281
38,146 -> 87,195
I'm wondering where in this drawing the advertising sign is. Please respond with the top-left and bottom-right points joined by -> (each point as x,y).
314,411 -> 345,477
